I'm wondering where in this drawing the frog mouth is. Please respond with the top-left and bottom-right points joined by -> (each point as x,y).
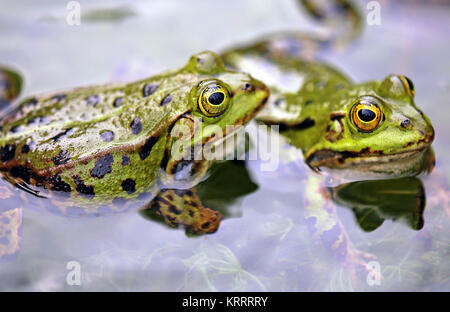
306,143 -> 432,170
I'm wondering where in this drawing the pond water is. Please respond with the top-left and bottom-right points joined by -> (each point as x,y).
0,0 -> 449,291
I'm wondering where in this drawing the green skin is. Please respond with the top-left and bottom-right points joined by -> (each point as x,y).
0,51 -> 269,259
0,51 -> 268,209
221,48 -> 435,179
219,19 -> 436,279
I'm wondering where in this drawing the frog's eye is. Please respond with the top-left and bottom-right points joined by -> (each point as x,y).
399,75 -> 415,97
198,81 -> 231,117
350,97 -> 382,133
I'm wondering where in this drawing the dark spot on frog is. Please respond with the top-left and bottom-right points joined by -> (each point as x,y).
51,128 -> 74,142
49,174 -> 71,193
90,154 -> 114,179
121,178 -> 136,194
121,155 -> 130,166
9,125 -> 22,133
173,189 -> 186,197
165,214 -> 177,224
21,144 -> 30,154
139,136 -> 158,160
305,99 -> 314,105
197,57 -> 204,64
73,175 -> 95,199
100,130 -> 115,142
0,144 -> 16,162
166,194 -> 173,201
51,94 -> 66,102
161,94 -> 172,106
185,199 -> 198,208
154,195 -> 170,206
24,98 -> 38,107
130,117 -> 142,135
113,97 -> 123,107
85,95 -> 100,106
201,222 -> 210,229
149,200 -> 161,212
27,116 -> 51,126
142,83 -> 159,97
168,205 -> 181,215
10,166 -> 33,184
53,150 -> 71,165
21,141 -> 36,154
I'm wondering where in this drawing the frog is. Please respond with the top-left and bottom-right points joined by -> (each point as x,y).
0,51 -> 269,259
219,0 -> 436,283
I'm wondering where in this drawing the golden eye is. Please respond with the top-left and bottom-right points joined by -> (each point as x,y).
197,81 -> 231,117
399,75 -> 415,97
350,98 -> 382,132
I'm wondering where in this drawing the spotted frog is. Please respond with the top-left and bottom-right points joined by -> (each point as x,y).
0,51 -> 269,259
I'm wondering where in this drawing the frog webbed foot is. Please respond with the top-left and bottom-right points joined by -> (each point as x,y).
141,188 -> 222,235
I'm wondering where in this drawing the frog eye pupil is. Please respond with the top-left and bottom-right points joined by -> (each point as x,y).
358,109 -> 376,122
208,92 -> 224,105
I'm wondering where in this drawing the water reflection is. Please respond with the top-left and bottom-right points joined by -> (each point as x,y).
330,177 -> 426,232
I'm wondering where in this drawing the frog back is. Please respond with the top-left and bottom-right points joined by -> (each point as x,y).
0,68 -> 201,205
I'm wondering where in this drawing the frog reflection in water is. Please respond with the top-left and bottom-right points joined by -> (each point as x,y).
220,0 -> 435,277
0,52 -> 269,259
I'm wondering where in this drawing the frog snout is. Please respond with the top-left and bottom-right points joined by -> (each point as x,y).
395,112 -> 435,146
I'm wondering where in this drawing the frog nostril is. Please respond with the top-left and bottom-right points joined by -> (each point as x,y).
401,118 -> 411,128
242,83 -> 254,92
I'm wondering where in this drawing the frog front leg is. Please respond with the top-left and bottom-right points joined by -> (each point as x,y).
141,187 -> 222,235
304,174 -> 378,286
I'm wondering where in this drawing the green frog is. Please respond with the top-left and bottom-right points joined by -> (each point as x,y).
219,0 -> 435,282
0,51 -> 269,259
221,46 -> 434,180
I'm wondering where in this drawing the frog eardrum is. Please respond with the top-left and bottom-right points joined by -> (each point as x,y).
197,80 -> 231,117
350,96 -> 382,133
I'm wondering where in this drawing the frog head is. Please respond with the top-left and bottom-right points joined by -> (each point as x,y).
163,51 -> 269,186
305,74 -> 435,177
